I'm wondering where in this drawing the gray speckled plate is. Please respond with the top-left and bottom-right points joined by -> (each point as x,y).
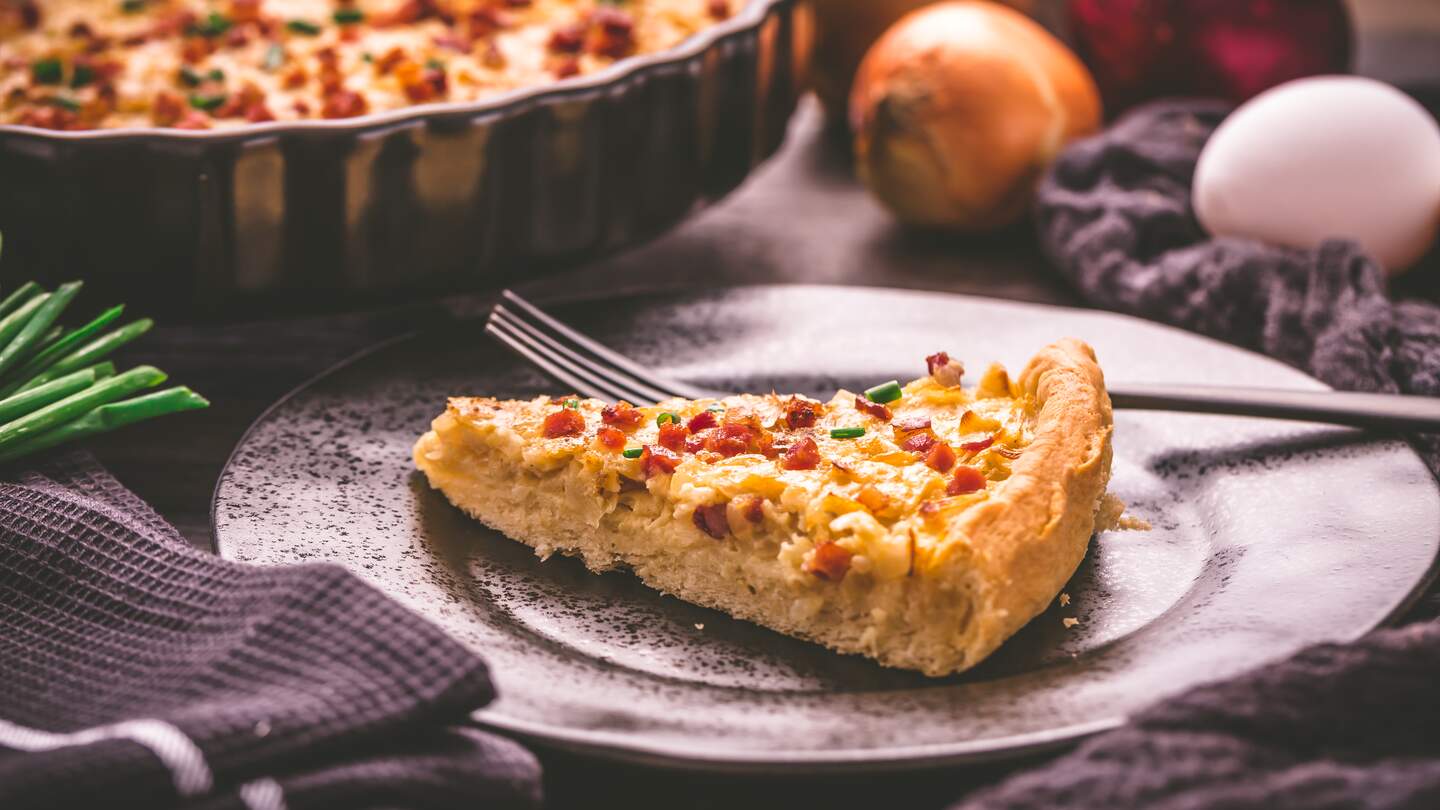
212,285 -> 1440,772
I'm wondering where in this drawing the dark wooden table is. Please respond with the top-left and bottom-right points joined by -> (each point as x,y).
84,64 -> 1440,804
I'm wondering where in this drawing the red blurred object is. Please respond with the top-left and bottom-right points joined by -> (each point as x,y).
1066,0 -> 1352,113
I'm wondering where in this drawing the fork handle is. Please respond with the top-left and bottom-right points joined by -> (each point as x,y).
1108,384 -> 1440,432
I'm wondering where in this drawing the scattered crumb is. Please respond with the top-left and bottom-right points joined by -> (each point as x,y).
1095,494 -> 1152,532
1062,617 -> 1079,629
694,623 -> 705,630
1059,592 -> 1071,607
1117,513 -> 1152,531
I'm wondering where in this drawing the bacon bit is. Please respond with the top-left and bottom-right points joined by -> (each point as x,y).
892,414 -> 931,432
960,435 -> 995,453
686,410 -> 718,433
16,104 -> 77,130
373,0 -> 438,27
376,47 -> 407,75
854,395 -> 892,422
926,351 -> 964,387
682,434 -> 706,454
601,401 -> 643,429
173,110 -> 212,130
692,504 -> 729,539
291,99 -> 311,115
68,21 -> 94,39
589,7 -> 634,58
856,486 -> 889,514
230,0 -> 264,24
640,445 -> 681,477
707,423 -> 755,457
552,56 -> 580,78
225,26 -> 251,48
215,82 -> 265,118
737,494 -> 765,524
783,398 -> 822,430
151,10 -> 198,39
152,90 -> 185,126
595,425 -> 626,451
468,7 -> 508,39
996,446 -> 1023,460
315,47 -> 343,91
504,0 -> 533,6
434,34 -> 470,53
803,542 -> 853,582
900,432 -> 937,454
548,24 -> 585,53
321,88 -> 369,118
925,442 -> 957,473
282,65 -> 308,89
780,435 -> 821,471
947,466 -> 986,495
245,103 -> 274,122
919,500 -> 942,518
657,422 -> 687,451
397,60 -> 448,102
542,408 -> 585,438
707,0 -> 730,19
181,36 -> 215,64
481,41 -> 506,68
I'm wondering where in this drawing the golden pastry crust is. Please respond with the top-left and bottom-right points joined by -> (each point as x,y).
413,338 -> 1113,675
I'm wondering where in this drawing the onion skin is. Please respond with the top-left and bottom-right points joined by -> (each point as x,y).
849,1 -> 1101,230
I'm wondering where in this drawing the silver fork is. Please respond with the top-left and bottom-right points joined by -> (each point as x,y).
485,290 -> 1440,433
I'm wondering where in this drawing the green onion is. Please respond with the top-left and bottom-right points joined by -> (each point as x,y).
622,447 -> 643,459
864,380 -> 903,404
15,318 -> 153,394
425,58 -> 445,71
0,282 -> 41,321
262,43 -> 286,71
0,366 -> 103,426
0,294 -> 51,358
361,51 -> 374,63
0,386 -> 208,464
333,8 -> 365,24
31,58 -> 62,85
656,412 -> 680,426
0,365 -> 166,451
0,305 -> 124,397
70,64 -> 95,88
121,0 -> 148,12
830,427 -> 865,439
563,398 -> 579,409
706,404 -> 725,412
179,66 -> 202,86
0,281 -> 80,380
188,93 -> 226,111
190,12 -> 232,38
286,19 -> 322,35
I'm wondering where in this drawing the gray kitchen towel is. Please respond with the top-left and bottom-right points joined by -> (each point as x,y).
0,451 -> 541,810
949,100 -> 1440,809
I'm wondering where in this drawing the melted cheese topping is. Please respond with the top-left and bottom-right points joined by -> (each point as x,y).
0,0 -> 738,129
441,364 -> 1037,583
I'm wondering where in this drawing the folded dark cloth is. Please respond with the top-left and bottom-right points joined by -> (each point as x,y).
948,100 -> 1440,809
0,452 -> 541,810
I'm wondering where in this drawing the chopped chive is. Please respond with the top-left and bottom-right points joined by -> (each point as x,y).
41,96 -> 81,111
425,58 -> 445,71
286,19 -> 322,36
621,447 -> 643,459
188,93 -> 226,111
121,0 -> 147,12
207,68 -> 225,82
262,42 -> 286,71
361,51 -> 374,63
179,66 -> 202,86
563,398 -> 579,409
189,12 -> 232,38
830,427 -> 865,439
31,58 -> 62,85
864,380 -> 903,404
70,63 -> 95,88
333,8 -> 365,24
706,404 -> 725,412
656,412 -> 680,426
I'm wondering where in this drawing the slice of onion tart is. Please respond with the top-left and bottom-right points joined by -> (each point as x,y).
413,339 -> 1114,676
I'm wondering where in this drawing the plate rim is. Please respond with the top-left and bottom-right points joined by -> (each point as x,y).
210,283 -> 1440,772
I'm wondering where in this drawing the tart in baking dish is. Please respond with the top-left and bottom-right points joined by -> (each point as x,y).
413,338 -> 1114,676
0,0 -> 743,130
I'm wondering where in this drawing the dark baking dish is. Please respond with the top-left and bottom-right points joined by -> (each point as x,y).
0,0 -> 811,307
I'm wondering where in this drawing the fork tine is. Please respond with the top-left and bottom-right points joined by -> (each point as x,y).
484,318 -> 631,403
491,304 -> 676,405
500,289 -> 717,400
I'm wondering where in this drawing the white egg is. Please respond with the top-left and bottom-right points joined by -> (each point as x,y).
1192,76 -> 1440,274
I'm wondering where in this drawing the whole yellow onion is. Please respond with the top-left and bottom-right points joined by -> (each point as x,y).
850,1 -> 1102,230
